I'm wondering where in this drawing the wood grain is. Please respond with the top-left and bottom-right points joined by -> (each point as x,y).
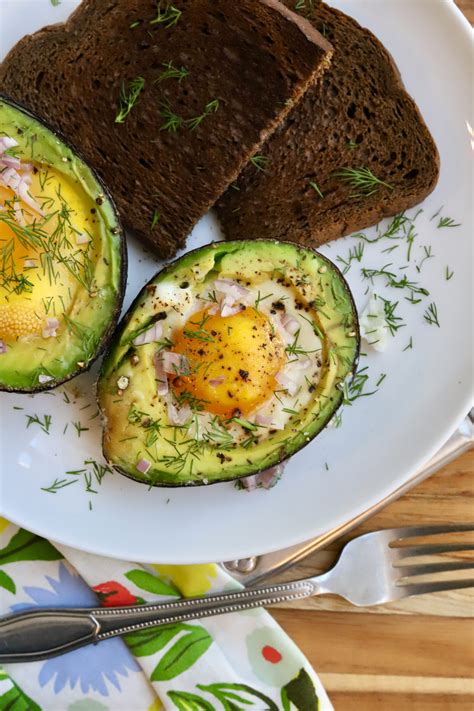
267,4 -> 474,708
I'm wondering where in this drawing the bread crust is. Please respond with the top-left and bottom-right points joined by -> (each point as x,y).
0,0 -> 332,257
216,2 -> 440,247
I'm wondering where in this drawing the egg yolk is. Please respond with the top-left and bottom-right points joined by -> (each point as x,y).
0,168 -> 95,342
171,307 -> 286,418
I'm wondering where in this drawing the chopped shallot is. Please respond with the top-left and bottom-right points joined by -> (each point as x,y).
240,463 -> 286,491
154,352 -> 168,396
38,374 -> 54,384
75,232 -> 91,245
0,340 -> 7,354
209,376 -> 225,387
162,351 -> 190,375
214,278 -> 250,301
220,296 -> 244,318
275,369 -> 299,396
133,321 -> 163,346
167,400 -> 192,426
280,312 -> 299,335
24,259 -> 37,268
42,317 -> 59,339
136,459 -> 151,474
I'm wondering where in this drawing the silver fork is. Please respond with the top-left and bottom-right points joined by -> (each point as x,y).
1,524 -> 472,663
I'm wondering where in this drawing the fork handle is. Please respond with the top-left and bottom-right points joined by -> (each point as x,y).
0,579 -> 320,663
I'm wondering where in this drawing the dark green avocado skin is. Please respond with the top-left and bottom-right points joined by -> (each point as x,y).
98,239 -> 360,487
0,93 -> 127,393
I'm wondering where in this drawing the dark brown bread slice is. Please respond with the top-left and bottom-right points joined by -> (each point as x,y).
0,0 -> 332,258
216,2 -> 440,247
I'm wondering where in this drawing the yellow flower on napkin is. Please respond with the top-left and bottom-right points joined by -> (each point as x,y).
150,564 -> 217,597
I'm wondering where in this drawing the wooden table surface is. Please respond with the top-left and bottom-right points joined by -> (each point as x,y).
271,4 -> 474,709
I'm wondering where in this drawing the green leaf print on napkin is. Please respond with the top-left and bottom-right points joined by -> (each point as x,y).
0,570 -> 15,594
0,529 -> 61,565
197,683 -> 279,710
151,626 -> 213,682
125,623 -> 191,657
168,690 -> 215,711
0,669 -> 41,711
125,569 -> 180,597
281,668 -> 319,711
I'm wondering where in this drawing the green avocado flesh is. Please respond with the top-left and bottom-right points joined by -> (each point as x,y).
0,96 -> 124,392
98,240 -> 359,487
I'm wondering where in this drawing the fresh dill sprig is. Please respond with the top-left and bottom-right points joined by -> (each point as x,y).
186,99 -> 219,130
380,297 -> 405,336
160,102 -> 183,132
376,373 -> 387,387
342,366 -> 378,405
202,418 -> 234,448
42,478 -> 77,494
254,291 -> 273,311
156,60 -> 189,83
151,210 -> 161,229
445,266 -> 454,281
72,421 -> 89,437
437,216 -> 461,228
115,77 -> 145,124
130,20 -> 141,29
150,2 -> 182,28
336,242 -> 364,274
309,181 -> 324,198
347,139 -> 359,150
250,155 -> 268,172
361,264 -> 429,297
423,302 -> 440,327
26,413 -> 52,435
403,336 -> 414,351
416,245 -> 434,273
333,167 -> 393,198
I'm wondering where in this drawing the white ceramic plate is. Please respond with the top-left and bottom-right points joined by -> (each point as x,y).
0,0 -> 472,563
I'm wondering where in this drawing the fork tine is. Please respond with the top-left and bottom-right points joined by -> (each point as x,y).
397,543 -> 474,557
395,560 -> 474,577
397,579 -> 474,596
387,523 -> 474,542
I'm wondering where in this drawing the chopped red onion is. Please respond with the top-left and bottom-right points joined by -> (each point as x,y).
1,155 -> 21,170
38,374 -> 54,384
292,355 -> 312,370
209,376 -> 225,387
133,321 -> 163,346
214,278 -> 250,301
167,400 -> 192,426
280,312 -> 300,335
0,340 -> 7,355
75,232 -> 91,245
154,352 -> 168,396
0,136 -> 18,151
220,296 -> 244,318
24,259 -> 37,268
254,412 -> 273,426
275,369 -> 299,396
162,351 -> 190,375
240,474 -> 259,491
13,202 -> 25,226
258,463 -> 286,489
240,462 -> 286,491
46,318 -> 60,329
136,458 -> 151,474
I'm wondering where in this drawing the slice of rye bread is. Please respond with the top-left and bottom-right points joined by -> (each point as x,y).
215,1 -> 440,247
0,0 -> 332,258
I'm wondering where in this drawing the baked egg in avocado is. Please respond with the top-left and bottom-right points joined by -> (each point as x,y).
98,240 -> 359,487
0,96 -> 125,392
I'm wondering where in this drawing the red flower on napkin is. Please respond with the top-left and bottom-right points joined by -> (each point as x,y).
93,580 -> 144,606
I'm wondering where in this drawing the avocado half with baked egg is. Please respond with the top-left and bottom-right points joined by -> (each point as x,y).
98,240 -> 359,487
0,95 -> 125,392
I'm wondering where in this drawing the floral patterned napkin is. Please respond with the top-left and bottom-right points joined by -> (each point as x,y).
0,518 -> 332,710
